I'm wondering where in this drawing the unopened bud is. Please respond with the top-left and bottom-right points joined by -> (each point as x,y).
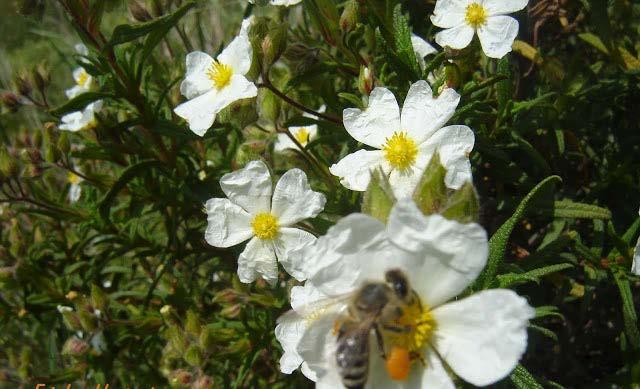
193,375 -> 214,389
32,65 -> 49,93
57,132 -> 70,153
358,66 -> 374,95
170,369 -> 192,386
14,74 -> 32,97
185,310 -> 201,336
0,149 -> 19,179
184,344 -> 203,367
412,153 -> 447,215
362,168 -> 396,223
262,24 -> 288,67
32,128 -> 42,148
340,0 -> 359,33
220,304 -> 242,319
130,1 -> 152,22
62,337 -> 90,357
91,284 -> 109,311
1,92 -> 20,112
212,288 -> 240,304
45,142 -> 61,163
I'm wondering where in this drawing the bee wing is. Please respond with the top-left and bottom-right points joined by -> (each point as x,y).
288,291 -> 354,320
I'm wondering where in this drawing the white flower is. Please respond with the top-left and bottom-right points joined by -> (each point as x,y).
431,0 -> 528,59
275,106 -> 326,152
174,18 -> 258,136
411,34 -> 437,72
67,171 -> 83,203
633,207 -> 640,276
59,101 -> 102,132
66,44 -> 93,99
205,160 -> 326,284
57,305 -> 73,313
249,0 -> 302,7
329,81 -> 474,198
276,199 -> 535,388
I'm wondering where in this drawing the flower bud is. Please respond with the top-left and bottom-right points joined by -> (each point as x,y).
1,92 -> 21,113
57,131 -> 70,154
14,74 -> 32,97
340,0 -> 359,33
193,375 -> 214,389
0,148 -> 19,178
262,24 -> 288,67
212,288 -> 240,304
170,369 -> 192,387
32,65 -> 49,93
412,153 -> 447,216
185,310 -> 201,336
130,1 -> 152,22
198,325 -> 216,351
362,168 -> 396,224
441,181 -> 480,223
91,284 -> 109,312
184,344 -> 203,367
78,309 -> 98,332
220,304 -> 242,319
160,304 -> 172,316
45,142 -> 61,163
358,66 -> 374,95
62,337 -> 90,357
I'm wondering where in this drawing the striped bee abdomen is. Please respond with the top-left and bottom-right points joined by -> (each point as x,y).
336,322 -> 371,389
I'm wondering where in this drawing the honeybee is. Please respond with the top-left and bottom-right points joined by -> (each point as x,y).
335,269 -> 419,389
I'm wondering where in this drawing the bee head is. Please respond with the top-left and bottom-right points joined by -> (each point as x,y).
385,269 -> 409,299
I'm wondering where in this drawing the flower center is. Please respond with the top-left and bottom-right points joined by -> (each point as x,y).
383,132 -> 418,170
294,128 -> 310,145
382,297 -> 436,381
465,3 -> 487,28
206,61 -> 233,90
251,213 -> 279,240
77,70 -> 89,87
67,172 -> 81,185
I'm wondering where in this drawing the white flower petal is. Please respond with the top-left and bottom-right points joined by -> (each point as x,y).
388,166 -> 422,199
240,16 -> 254,36
432,289 -> 535,386
431,0 -> 471,28
386,199 -> 488,307
212,74 -> 258,111
412,34 -> 438,71
329,150 -> 386,192
174,90 -> 218,136
419,125 -> 474,190
297,311 -> 342,384
237,237 -> 278,284
274,133 -> 297,152
343,87 -> 401,148
217,32 -> 252,76
75,43 -> 88,56
59,102 -> 99,132
275,228 -> 317,281
271,168 -> 326,225
401,81 -> 460,144
634,208 -> 640,275
484,0 -> 528,15
204,198 -> 253,248
69,183 -> 82,203
477,15 -> 519,58
220,160 -> 273,215
275,310 -> 307,374
179,51 -> 215,99
270,0 -> 302,5
435,24 -> 475,50
304,214 -> 392,296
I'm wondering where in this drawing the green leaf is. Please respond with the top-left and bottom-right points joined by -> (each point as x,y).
497,263 -> 573,288
578,33 -> 609,55
510,364 -> 544,389
49,92 -> 112,116
337,92 -> 364,109
477,176 -> 562,289
614,272 -> 640,350
529,324 -> 559,342
362,168 -> 396,223
109,1 -> 195,46
391,5 -> 420,79
551,199 -> 612,219
98,160 -> 169,223
535,305 -> 565,321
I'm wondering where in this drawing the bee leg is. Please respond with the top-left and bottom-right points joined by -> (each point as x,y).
373,323 -> 387,359
382,324 -> 412,334
410,351 -> 426,366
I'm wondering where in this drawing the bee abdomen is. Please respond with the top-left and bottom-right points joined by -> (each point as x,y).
336,332 -> 370,389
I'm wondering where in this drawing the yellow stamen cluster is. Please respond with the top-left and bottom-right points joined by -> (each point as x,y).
294,128 -> 311,145
383,132 -> 418,170
206,61 -> 233,90
385,299 -> 436,353
251,213 -> 279,240
465,3 -> 488,28
77,70 -> 89,87
67,172 -> 81,185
